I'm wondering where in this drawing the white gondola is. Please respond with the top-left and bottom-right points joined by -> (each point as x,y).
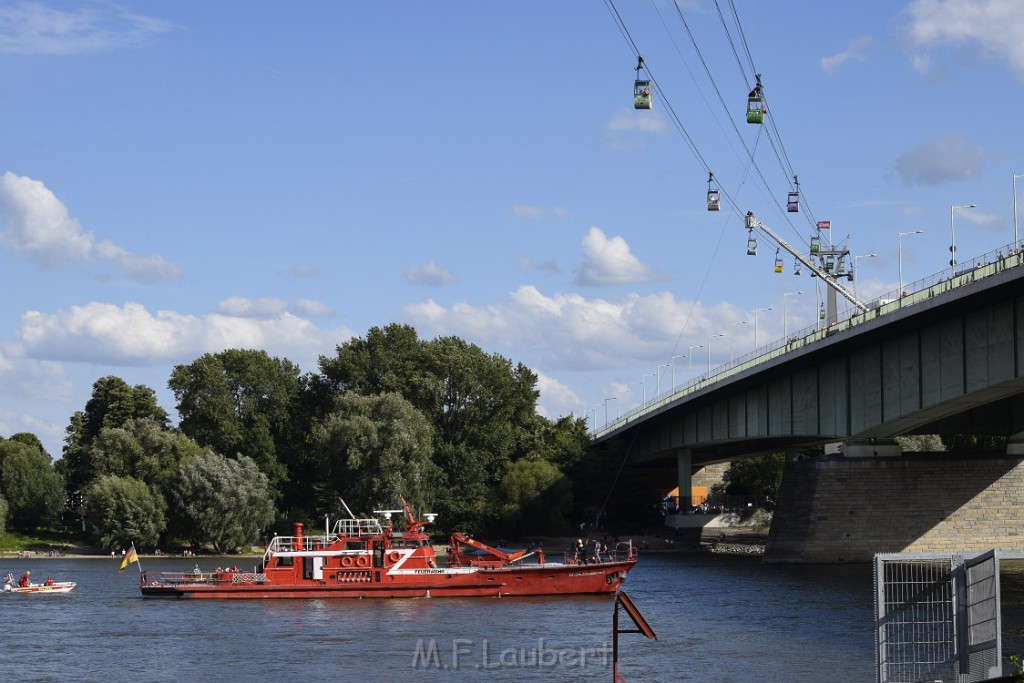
706,173 -> 720,211
634,56 -> 651,109
746,236 -> 757,256
793,260 -> 802,276
787,191 -> 799,212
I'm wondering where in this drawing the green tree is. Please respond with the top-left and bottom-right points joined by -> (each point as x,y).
0,436 -> 65,528
85,475 -> 165,550
172,452 -> 275,553
169,349 -> 304,492
498,458 -> 573,536
723,453 -> 787,503
89,419 -> 205,498
0,494 -> 8,535
315,392 -> 436,516
896,435 -> 945,452
61,376 -> 169,494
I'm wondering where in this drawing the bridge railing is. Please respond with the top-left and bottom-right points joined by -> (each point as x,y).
597,240 -> 1024,435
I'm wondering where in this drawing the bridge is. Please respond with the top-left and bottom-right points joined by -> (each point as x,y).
592,242 -> 1024,561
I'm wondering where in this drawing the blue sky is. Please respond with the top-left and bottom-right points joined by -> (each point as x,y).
1,0 -> 1022,457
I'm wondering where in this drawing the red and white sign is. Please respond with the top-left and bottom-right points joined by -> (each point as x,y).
817,220 -> 831,230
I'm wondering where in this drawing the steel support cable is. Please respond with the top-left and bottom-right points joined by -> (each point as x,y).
669,0 -> 809,248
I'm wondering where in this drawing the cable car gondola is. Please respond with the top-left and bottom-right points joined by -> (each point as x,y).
706,172 -> 720,211
774,249 -> 783,273
634,56 -> 651,110
746,78 -> 764,124
793,260 -> 802,276
746,236 -> 757,256
810,235 -> 821,254
786,176 -> 800,212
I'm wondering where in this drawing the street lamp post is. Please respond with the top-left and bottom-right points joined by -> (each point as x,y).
853,253 -> 877,299
950,204 -> 977,270
753,307 -> 772,349
898,230 -> 924,295
656,364 -> 671,397
670,355 -> 686,390
688,345 -> 703,381
604,397 -> 618,425
1014,175 -> 1024,248
783,291 -> 803,339
728,320 -> 747,362
641,373 -> 655,407
707,333 -> 724,373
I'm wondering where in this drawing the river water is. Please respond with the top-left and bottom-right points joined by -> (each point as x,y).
2,551 -> 1022,682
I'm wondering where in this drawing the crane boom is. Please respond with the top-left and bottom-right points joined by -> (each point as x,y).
746,212 -> 869,313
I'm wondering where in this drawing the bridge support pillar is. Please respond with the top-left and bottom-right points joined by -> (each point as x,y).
1007,435 -> 1024,455
676,449 -> 692,511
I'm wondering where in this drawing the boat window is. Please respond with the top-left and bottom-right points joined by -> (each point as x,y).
276,556 -> 294,567
345,541 -> 366,550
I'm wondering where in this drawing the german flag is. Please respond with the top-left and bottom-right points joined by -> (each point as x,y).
119,544 -> 139,572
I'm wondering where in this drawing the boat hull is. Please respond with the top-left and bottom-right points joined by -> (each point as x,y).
140,561 -> 635,600
4,583 -> 75,594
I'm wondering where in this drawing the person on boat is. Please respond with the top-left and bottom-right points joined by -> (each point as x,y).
574,539 -> 585,564
18,571 -> 30,587
45,576 -> 54,586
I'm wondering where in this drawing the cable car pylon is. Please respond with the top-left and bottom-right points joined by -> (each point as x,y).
745,211 -> 868,313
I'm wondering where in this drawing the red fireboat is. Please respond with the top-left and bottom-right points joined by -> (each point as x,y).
139,500 -> 638,599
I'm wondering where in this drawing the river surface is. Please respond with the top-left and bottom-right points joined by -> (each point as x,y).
3,551 -> 1023,682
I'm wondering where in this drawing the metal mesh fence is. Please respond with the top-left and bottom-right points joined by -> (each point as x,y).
876,557 -> 957,683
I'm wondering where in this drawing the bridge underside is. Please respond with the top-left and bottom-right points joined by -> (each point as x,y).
603,279 -> 1024,467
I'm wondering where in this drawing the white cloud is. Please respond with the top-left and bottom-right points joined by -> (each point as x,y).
603,109 -> 669,149
572,227 -> 660,286
11,300 -> 356,368
0,172 -> 182,281
403,261 -> 456,287
905,0 -> 1024,80
291,264 -> 321,277
0,2 -> 174,55
533,368 -> 581,419
519,256 -> 560,276
894,133 -> 986,186
508,204 -> 546,219
402,285 -> 745,371
821,36 -> 871,73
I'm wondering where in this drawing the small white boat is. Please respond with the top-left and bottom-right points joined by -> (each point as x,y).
3,571 -> 75,594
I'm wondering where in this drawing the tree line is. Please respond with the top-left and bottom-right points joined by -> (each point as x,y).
0,324 -> 603,552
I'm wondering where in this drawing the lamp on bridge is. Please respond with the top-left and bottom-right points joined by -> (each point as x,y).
707,333 -> 724,373
670,355 -> 686,390
1014,175 -> 1024,247
728,320 -> 747,362
753,307 -> 772,349
853,253 -> 877,300
656,364 -> 671,397
783,291 -> 803,339
604,396 -> 618,425
949,204 -> 977,270
688,345 -> 703,382
898,230 -> 924,295
640,373 -> 655,407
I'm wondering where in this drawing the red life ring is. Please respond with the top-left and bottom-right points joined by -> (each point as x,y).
355,555 -> 369,568
387,551 -> 402,564
341,556 -> 353,568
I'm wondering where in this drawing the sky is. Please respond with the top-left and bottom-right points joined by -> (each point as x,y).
1,0 -> 1023,458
